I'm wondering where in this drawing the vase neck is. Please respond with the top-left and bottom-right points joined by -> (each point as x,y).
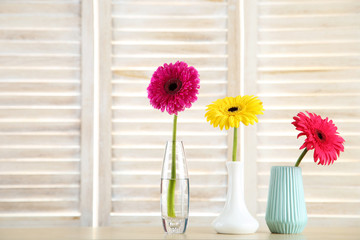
226,161 -> 245,204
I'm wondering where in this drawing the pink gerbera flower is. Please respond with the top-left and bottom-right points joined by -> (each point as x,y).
292,111 -> 345,166
147,61 -> 200,115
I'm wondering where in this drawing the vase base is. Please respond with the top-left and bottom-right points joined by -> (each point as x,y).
212,213 -> 259,234
266,221 -> 307,234
162,217 -> 188,234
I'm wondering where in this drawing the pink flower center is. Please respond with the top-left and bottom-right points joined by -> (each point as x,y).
316,130 -> 326,142
164,78 -> 182,95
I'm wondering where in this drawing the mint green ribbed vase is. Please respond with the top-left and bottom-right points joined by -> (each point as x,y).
265,166 -> 307,234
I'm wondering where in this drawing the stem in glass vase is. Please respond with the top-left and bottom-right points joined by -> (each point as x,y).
167,114 -> 177,218
232,127 -> 238,162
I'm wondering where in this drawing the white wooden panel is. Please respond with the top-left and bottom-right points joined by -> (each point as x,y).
252,0 -> 360,228
107,0 -> 233,224
0,0 -> 93,226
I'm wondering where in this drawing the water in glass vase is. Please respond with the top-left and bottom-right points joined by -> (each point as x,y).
161,178 -> 189,234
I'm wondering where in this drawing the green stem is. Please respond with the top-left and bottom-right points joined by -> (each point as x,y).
232,127 -> 238,162
167,114 -> 177,218
295,148 -> 308,167
171,115 -> 177,179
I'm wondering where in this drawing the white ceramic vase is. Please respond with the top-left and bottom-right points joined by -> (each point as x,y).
212,161 -> 259,234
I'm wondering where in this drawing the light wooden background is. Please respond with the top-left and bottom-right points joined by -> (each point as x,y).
0,0 -> 93,227
0,0 -> 359,228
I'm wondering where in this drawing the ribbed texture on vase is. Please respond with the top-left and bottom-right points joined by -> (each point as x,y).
265,166 -> 307,234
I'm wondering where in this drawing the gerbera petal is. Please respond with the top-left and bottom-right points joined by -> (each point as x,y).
147,61 -> 200,115
292,111 -> 345,166
205,95 -> 264,130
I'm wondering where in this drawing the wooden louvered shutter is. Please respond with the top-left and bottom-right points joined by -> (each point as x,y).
99,0 -> 242,226
246,0 -> 360,228
0,0 -> 93,226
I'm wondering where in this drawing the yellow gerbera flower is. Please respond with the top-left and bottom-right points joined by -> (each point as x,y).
205,95 -> 264,130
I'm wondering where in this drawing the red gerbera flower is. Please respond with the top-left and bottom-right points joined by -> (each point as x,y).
147,61 -> 200,115
292,112 -> 345,165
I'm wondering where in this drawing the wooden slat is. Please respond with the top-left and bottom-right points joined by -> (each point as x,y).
113,43 -> 226,55
0,69 -> 80,79
0,174 -> 80,185
0,42 -> 80,55
257,148 -> 359,161
258,201 -> 360,215
0,122 -> 79,133
0,3 -> 80,15
112,69 -> 226,81
112,122 -> 224,133
259,42 -> 360,55
258,109 -> 360,120
257,120 -> 359,133
258,56 -> 360,69
0,187 -> 79,200
0,161 -> 79,173
0,148 -> 80,159
112,56 -> 226,68
258,69 -> 360,81
0,30 -> 80,41
0,56 -> 79,68
0,82 -> 79,93
112,160 -> 226,172
113,30 -> 227,42
0,16 -> 80,28
259,15 -> 360,29
0,216 -> 81,228
0,201 -> 79,213
112,81 -> 226,95
257,134 -> 359,146
0,96 -> 79,106
112,200 -> 224,214
0,109 -> 79,119
112,94 -> 225,107
112,108 -> 217,120
112,3 -> 227,16
257,162 -> 360,175
112,134 -> 227,146
258,186 -> 360,200
113,173 -> 227,186
112,186 -> 226,200
113,17 -> 227,30
258,174 -> 360,187
259,29 -> 360,42
259,2 -> 360,16
112,147 -> 227,160
257,80 -> 360,94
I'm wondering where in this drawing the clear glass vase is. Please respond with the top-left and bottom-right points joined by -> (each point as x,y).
161,141 -> 189,234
